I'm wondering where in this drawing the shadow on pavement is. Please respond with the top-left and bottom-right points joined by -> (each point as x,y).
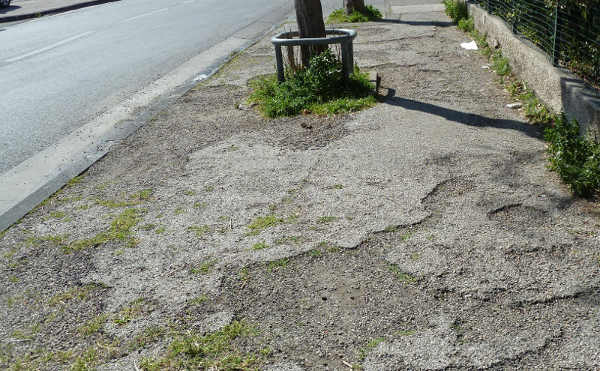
382,88 -> 544,139
376,18 -> 454,27
0,5 -> 21,14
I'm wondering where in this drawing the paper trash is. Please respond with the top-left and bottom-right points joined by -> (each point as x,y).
460,41 -> 478,50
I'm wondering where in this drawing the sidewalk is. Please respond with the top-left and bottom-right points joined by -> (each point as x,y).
0,0 -> 118,23
1,3 -> 599,370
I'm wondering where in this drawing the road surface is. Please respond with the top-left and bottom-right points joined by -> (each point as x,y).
0,0 -> 291,174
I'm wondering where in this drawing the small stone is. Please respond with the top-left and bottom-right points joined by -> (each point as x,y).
507,102 -> 522,109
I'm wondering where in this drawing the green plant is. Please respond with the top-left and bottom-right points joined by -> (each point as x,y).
249,49 -> 375,118
545,115 -> 600,197
328,5 -> 382,23
252,241 -> 270,250
247,215 -> 283,236
457,17 -> 474,32
443,0 -> 468,23
491,51 -> 511,76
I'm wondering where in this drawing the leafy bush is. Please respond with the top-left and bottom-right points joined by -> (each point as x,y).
443,0 -> 468,23
491,51 -> 511,76
249,49 -> 375,117
545,114 -> 600,197
328,5 -> 383,23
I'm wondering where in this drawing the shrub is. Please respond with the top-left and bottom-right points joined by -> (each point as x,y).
443,0 -> 468,23
545,114 -> 600,197
249,49 -> 375,117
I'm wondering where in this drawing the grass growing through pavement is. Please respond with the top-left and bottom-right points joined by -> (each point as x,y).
443,0 -> 468,23
249,49 -> 375,117
139,321 -> 263,370
327,5 -> 383,23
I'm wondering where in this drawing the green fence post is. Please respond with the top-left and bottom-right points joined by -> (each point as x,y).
551,0 -> 562,66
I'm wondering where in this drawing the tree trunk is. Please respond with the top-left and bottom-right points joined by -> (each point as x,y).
344,0 -> 366,14
295,0 -> 327,67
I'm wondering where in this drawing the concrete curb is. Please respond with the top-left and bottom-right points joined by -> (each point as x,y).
468,4 -> 600,136
0,6 -> 294,233
0,0 -> 120,23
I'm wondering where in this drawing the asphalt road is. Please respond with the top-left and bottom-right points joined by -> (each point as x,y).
0,0 -> 291,175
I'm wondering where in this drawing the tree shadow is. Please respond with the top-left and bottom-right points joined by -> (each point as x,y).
382,88 -> 544,139
0,5 -> 21,15
375,18 -> 454,27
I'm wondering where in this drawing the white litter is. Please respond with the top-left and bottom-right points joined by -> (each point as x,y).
460,40 -> 478,50
507,103 -> 522,109
193,74 -> 209,81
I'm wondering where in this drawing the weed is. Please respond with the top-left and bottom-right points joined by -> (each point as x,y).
252,241 -> 270,250
318,216 -> 337,224
188,295 -> 209,306
96,199 -> 138,208
130,189 -> 153,201
249,50 -> 375,118
443,0 -> 468,22
191,259 -> 218,275
183,190 -> 196,196
267,258 -> 289,272
66,208 -> 143,252
309,249 -> 322,257
139,321 -> 261,370
239,267 -> 249,281
71,347 -> 99,371
188,225 -> 210,238
204,185 -> 215,192
458,17 -> 474,32
128,326 -> 167,352
491,51 -> 511,76
140,223 -> 157,231
78,314 -> 109,336
357,337 -> 386,361
49,283 -> 105,306
49,211 -> 66,219
113,298 -> 151,326
247,215 -> 283,236
155,226 -> 167,234
174,207 -> 186,215
395,329 -> 416,336
327,5 -> 382,23
389,264 -> 417,283
545,114 -> 600,196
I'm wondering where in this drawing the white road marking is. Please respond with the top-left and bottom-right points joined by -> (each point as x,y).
183,0 -> 195,4
5,31 -> 93,63
123,7 -> 168,22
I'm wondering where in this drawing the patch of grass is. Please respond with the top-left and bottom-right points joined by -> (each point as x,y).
247,215 -> 283,236
113,298 -> 152,326
191,259 -> 218,275
70,347 -> 99,371
252,241 -> 270,250
96,198 -> 138,208
139,321 -> 262,370
174,207 -> 186,215
49,211 -> 66,220
140,223 -> 157,231
389,264 -> 417,283
545,114 -> 600,197
187,225 -> 210,238
130,189 -> 153,201
183,190 -> 196,196
188,295 -> 209,306
66,208 -> 143,252
327,5 -> 383,23
357,337 -> 386,361
309,249 -> 322,258
78,314 -> 109,336
518,89 -> 554,124
267,258 -> 289,272
128,326 -> 167,351
239,267 -> 249,281
249,49 -> 375,118
49,283 -> 105,306
443,0 -> 468,23
155,226 -> 167,234
317,216 -> 337,224
395,329 -> 416,336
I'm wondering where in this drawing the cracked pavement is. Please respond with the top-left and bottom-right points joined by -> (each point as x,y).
1,6 -> 599,371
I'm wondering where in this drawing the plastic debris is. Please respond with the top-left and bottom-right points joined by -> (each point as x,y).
460,41 -> 478,50
507,103 -> 522,109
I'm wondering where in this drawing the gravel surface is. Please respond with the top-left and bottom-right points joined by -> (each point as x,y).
1,8 -> 599,371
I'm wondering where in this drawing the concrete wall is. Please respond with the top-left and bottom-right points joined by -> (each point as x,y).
469,4 -> 600,136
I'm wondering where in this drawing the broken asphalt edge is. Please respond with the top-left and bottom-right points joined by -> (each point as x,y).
0,9 -> 294,233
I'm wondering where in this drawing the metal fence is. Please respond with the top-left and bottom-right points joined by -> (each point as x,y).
473,0 -> 600,88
